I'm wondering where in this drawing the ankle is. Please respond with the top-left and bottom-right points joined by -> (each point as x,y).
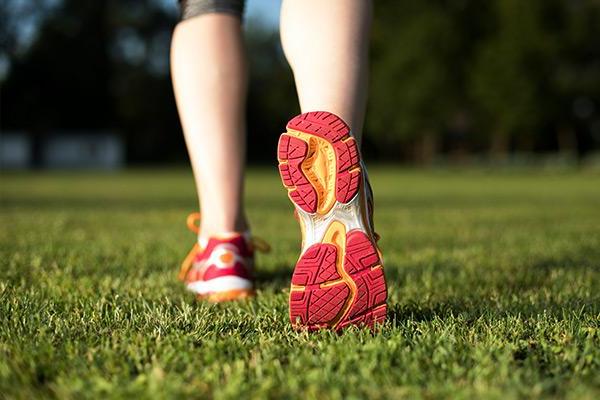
199,215 -> 249,242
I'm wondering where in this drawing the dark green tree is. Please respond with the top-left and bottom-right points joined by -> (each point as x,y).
369,2 -> 456,161
548,0 -> 600,155
468,0 -> 560,158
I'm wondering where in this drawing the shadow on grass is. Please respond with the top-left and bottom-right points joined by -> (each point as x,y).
387,296 -> 597,325
385,252 -> 598,324
531,254 -> 600,273
384,247 -> 599,325
255,264 -> 294,291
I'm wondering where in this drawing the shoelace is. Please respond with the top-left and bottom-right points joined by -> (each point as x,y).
178,212 -> 271,281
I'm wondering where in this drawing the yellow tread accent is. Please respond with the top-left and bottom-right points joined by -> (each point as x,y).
321,221 -> 357,328
290,284 -> 306,292
319,279 -> 346,288
285,128 -> 338,215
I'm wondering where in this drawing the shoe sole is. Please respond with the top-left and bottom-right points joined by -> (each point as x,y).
187,275 -> 255,303
277,111 -> 387,331
198,289 -> 254,303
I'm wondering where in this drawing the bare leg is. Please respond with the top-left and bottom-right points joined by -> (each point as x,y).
280,0 -> 372,142
171,14 -> 248,240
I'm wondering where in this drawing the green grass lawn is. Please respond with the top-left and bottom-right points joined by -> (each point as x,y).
1,167 -> 599,399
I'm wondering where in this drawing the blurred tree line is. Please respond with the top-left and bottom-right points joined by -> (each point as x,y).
1,0 -> 599,164
370,0 -> 600,162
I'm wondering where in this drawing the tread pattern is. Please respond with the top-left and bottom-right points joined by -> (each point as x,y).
289,230 -> 387,331
291,245 -> 340,286
344,231 -> 387,321
278,111 -> 361,213
279,112 -> 387,331
278,135 -> 318,212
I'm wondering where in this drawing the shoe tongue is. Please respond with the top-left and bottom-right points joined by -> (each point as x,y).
195,231 -> 253,262
198,231 -> 250,248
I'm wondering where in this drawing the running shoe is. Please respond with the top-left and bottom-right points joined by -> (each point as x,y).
277,111 -> 387,330
178,213 -> 270,302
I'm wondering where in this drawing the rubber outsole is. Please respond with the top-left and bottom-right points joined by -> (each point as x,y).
278,111 -> 387,331
278,112 -> 361,214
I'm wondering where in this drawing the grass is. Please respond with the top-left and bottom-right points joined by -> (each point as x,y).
1,167 -> 599,399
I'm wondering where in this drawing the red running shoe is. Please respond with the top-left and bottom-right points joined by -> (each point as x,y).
277,111 -> 388,330
178,213 -> 270,302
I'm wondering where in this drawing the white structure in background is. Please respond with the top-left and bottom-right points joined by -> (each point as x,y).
0,132 -> 125,169
43,133 -> 124,169
0,133 -> 32,169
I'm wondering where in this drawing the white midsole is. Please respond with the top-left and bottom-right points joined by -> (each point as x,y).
186,276 -> 253,294
296,167 -> 375,254
297,195 -> 364,253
